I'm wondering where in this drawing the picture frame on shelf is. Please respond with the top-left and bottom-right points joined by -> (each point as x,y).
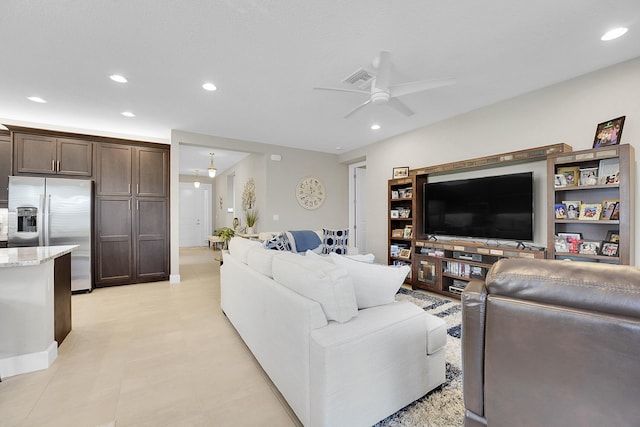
579,241 -> 601,255
393,167 -> 409,179
557,232 -> 582,254
578,203 -> 602,220
593,116 -> 625,148
563,200 -> 581,219
605,230 -> 620,243
398,187 -> 412,198
579,167 -> 599,186
398,207 -> 411,218
391,190 -> 399,199
391,229 -> 404,238
598,158 -> 620,185
403,225 -> 413,239
390,209 -> 399,218
554,236 -> 569,253
398,248 -> 412,259
600,241 -> 619,257
554,203 -> 567,219
601,200 -> 619,220
610,201 -> 620,220
554,173 -> 567,188
557,166 -> 580,187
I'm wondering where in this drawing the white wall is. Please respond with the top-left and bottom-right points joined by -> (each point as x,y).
340,57 -> 640,265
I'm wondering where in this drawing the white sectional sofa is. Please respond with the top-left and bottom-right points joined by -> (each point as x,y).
220,237 -> 447,427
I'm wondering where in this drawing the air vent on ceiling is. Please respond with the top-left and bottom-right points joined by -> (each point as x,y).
342,67 -> 374,86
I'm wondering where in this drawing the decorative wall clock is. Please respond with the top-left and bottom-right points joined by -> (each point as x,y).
296,176 -> 326,210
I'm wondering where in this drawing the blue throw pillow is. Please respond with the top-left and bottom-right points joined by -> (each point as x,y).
322,228 -> 349,254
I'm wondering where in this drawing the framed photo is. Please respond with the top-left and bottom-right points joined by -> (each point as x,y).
605,230 -> 620,243
398,207 -> 411,218
391,190 -> 399,199
398,248 -> 411,259
579,167 -> 599,186
403,225 -> 413,239
557,166 -> 579,187
579,241 -> 601,255
393,167 -> 409,179
554,236 -> 569,253
601,200 -> 619,220
598,158 -> 620,185
593,116 -> 625,148
390,209 -> 399,218
554,174 -> 567,188
579,203 -> 602,220
391,228 -> 404,238
554,203 -> 567,219
557,232 -> 582,254
562,200 -> 581,219
600,241 -> 619,257
610,202 -> 620,220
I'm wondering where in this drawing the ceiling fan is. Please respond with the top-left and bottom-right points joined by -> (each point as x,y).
314,50 -> 455,118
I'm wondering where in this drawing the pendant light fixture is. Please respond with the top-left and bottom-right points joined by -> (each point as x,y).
208,152 -> 217,178
193,169 -> 201,188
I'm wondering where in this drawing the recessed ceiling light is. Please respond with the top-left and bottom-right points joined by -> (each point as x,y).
28,96 -> 46,103
110,74 -> 128,83
601,27 -> 628,41
335,146 -> 342,150
121,111 -> 135,117
202,82 -> 217,91
371,124 -> 381,130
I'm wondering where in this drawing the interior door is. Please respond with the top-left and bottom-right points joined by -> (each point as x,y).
179,182 -> 211,247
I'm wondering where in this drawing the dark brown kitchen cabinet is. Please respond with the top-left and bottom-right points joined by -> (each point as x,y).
0,132 -> 10,207
14,133 -> 93,176
95,142 -> 169,287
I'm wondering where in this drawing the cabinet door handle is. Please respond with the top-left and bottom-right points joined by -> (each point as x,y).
52,159 -> 55,172
137,184 -> 139,194
128,184 -> 131,194
128,200 -> 131,211
137,200 -> 139,211
57,160 -> 60,172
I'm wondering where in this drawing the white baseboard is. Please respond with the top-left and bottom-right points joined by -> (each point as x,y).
0,341 -> 57,379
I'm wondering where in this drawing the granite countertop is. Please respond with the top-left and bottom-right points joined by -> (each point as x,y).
0,245 -> 78,268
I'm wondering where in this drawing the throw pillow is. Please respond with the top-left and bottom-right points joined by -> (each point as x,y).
272,252 -> 358,323
228,236 -> 264,264
321,228 -> 349,254
246,246 -> 279,278
329,252 -> 410,309
265,232 -> 293,251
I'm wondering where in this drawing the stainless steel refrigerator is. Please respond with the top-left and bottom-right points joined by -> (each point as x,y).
8,176 -> 92,292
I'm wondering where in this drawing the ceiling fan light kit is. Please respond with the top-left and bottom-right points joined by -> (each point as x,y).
315,50 -> 455,118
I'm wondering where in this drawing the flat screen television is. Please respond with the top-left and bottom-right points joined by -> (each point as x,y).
423,172 -> 534,242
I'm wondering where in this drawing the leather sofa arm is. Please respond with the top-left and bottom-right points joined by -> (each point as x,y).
461,280 -> 487,419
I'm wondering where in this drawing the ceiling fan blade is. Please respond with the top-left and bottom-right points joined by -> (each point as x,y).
344,99 -> 372,118
373,50 -> 392,89
388,98 -> 414,116
389,78 -> 456,97
314,87 -> 370,95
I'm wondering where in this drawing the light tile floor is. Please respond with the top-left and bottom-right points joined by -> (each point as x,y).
0,247 -> 301,427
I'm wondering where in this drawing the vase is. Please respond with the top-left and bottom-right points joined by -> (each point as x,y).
246,226 -> 254,235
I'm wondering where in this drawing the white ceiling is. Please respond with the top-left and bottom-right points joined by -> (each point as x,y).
1,1 -> 639,175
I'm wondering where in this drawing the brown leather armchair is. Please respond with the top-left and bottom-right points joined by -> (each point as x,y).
462,258 -> 640,427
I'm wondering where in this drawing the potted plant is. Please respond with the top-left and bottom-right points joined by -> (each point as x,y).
215,227 -> 235,250
245,209 -> 258,234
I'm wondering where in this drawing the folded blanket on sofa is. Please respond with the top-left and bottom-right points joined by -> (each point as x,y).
289,230 -> 322,252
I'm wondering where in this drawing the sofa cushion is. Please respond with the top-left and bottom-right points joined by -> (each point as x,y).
272,252 -> 358,323
265,232 -> 293,251
322,228 -> 349,254
246,246 -> 279,278
329,252 -> 410,309
228,236 -> 264,263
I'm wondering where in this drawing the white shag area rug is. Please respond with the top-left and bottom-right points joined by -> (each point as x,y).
375,288 -> 464,427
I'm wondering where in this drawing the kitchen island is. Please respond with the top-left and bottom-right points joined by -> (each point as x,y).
0,245 -> 77,379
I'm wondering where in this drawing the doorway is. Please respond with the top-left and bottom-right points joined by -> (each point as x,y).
349,161 -> 367,252
179,182 -> 212,247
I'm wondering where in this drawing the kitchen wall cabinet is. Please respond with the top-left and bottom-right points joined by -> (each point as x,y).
0,132 -> 10,207
95,143 -> 169,286
14,133 -> 93,177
